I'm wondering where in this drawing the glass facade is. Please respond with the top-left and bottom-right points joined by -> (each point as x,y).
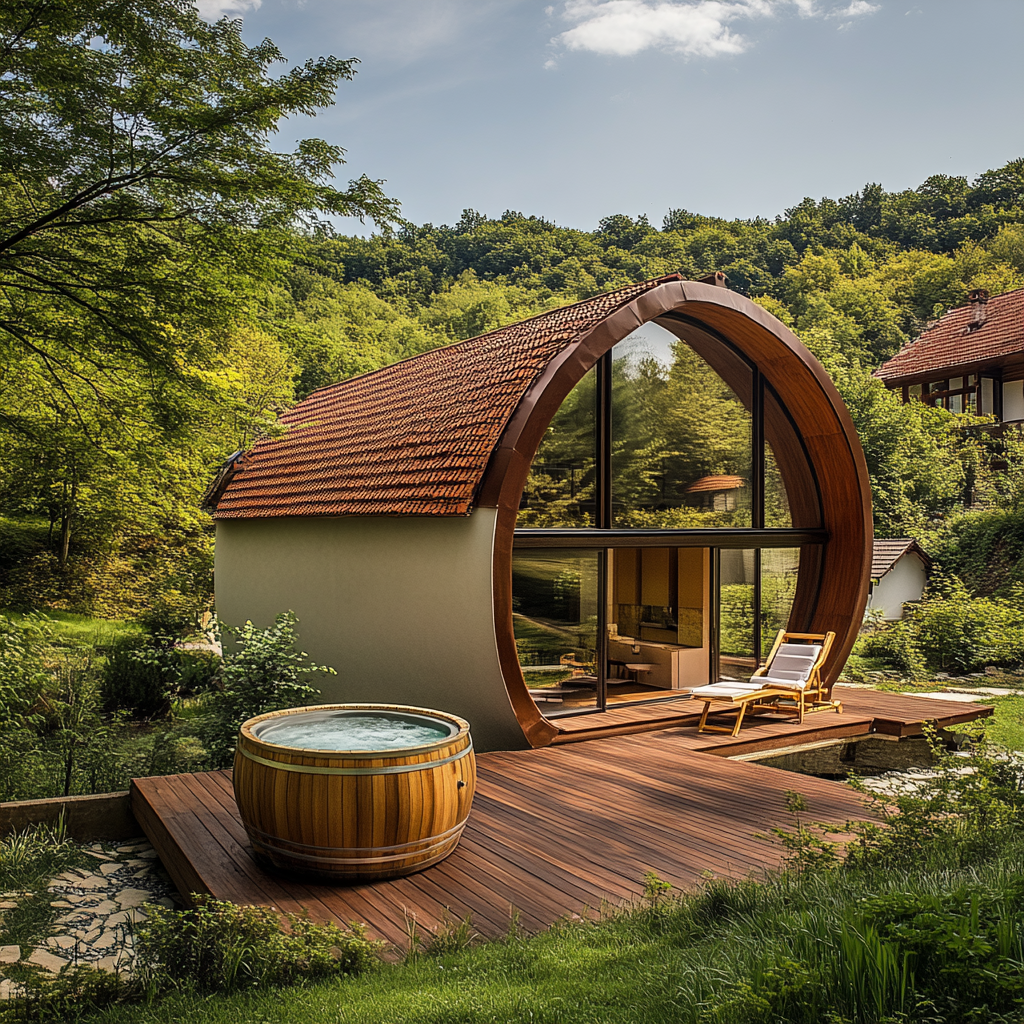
611,323 -> 752,528
512,318 -> 820,716
518,369 -> 597,528
511,550 -> 599,712
760,547 -> 800,654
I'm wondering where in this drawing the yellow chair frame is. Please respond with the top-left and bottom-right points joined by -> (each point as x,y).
696,630 -> 841,737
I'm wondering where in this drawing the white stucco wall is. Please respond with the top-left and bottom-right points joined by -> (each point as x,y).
214,509 -> 529,752
866,552 -> 928,620
1003,379 -> 1024,423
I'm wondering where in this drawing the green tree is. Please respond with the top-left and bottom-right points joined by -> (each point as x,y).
0,0 -> 398,388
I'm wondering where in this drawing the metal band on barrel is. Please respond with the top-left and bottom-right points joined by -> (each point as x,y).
245,820 -> 468,866
236,740 -> 473,776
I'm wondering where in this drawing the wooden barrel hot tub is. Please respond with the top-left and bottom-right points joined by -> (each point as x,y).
233,703 -> 476,881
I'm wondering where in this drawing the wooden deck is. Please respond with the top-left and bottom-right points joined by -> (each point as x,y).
131,690 -> 990,951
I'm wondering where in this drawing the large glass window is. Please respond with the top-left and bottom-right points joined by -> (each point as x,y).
760,548 -> 800,653
512,315 -> 823,717
611,323 -> 752,528
512,550 -> 599,711
518,369 -> 596,528
718,549 -> 757,683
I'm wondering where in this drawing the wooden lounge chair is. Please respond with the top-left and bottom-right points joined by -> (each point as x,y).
692,630 -> 840,736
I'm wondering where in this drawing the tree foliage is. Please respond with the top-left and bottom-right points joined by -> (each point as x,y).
3,24 -> 1024,626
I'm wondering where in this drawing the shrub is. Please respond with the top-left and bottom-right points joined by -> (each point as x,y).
135,897 -> 380,994
197,612 -> 334,769
101,637 -> 219,719
858,618 -> 925,678
859,576 -> 1024,676
775,726 -> 1024,875
912,578 -> 1024,673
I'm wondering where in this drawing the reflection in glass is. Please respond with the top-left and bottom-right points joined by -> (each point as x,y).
611,323 -> 752,528
760,548 -> 799,655
511,549 -> 599,712
765,444 -> 792,528
718,548 -> 756,682
517,368 -> 596,527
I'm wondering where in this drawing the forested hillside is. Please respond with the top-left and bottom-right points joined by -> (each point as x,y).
4,158 -> 1024,620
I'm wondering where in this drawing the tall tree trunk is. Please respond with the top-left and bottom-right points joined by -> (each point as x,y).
58,473 -> 77,570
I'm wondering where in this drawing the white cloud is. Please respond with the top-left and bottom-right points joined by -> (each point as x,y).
835,0 -> 879,14
551,0 -> 880,59
195,0 -> 261,20
555,0 -> 766,58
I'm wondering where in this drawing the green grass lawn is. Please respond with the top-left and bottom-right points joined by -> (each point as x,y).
83,850 -> 1024,1024
0,608 -> 142,649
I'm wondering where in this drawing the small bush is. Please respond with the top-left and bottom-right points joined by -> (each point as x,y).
0,819 -> 81,894
859,576 -> 1024,676
1,963 -> 128,1022
859,618 -> 925,678
774,725 -> 1024,875
101,637 -> 219,719
135,897 -> 380,995
196,612 -> 333,769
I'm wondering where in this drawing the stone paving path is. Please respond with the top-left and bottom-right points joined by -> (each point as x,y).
0,837 -> 181,997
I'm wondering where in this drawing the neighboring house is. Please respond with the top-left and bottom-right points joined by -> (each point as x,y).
866,538 -> 931,621
874,287 -> 1024,425
684,474 -> 746,512
205,274 -> 872,752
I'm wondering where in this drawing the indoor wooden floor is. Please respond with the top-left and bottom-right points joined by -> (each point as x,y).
131,689 -> 990,951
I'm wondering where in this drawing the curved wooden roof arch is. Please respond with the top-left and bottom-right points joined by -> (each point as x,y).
213,274 -> 873,749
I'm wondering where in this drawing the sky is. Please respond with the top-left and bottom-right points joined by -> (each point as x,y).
200,0 -> 1024,232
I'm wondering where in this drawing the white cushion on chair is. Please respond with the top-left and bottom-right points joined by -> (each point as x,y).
760,644 -> 821,690
691,682 -> 763,698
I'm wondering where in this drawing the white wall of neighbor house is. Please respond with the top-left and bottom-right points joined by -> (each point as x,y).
214,509 -> 530,752
1003,379 -> 1024,423
866,553 -> 928,621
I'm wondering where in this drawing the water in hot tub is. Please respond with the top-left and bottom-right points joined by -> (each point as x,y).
256,713 -> 453,751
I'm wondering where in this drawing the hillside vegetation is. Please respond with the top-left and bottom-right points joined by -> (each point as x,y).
4,160 -> 1024,622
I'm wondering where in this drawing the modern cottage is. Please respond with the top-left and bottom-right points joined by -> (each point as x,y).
875,286 -> 1024,425
207,275 -> 873,751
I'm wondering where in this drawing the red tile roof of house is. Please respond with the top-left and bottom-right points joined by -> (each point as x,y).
871,538 -> 931,581
684,475 -> 746,494
875,287 -> 1024,384
212,276 -> 680,519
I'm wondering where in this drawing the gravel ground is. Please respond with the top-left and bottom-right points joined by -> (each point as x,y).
0,838 -> 182,997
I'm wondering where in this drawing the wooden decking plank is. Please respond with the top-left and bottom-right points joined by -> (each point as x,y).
189,773 -> 404,941
132,775 -> 251,899
466,797 -> 639,900
469,794 -> 648,899
440,841 -> 563,932
423,842 -> 558,931
461,820 -> 628,911
131,689 -> 992,948
582,735 -> 872,824
199,774 -> 419,945
180,770 -> 380,931
130,780 -> 211,901
379,853 -> 524,937
473,770 -> 672,878
477,755 -> 782,879
490,741 -> 864,865
172,772 -> 322,918
473,766 -> 726,890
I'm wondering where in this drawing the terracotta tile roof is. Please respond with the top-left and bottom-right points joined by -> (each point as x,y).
684,475 -> 746,494
871,539 -> 931,581
213,276 -> 680,519
875,287 -> 1024,383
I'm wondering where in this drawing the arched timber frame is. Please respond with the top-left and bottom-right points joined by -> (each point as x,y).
475,280 -> 873,748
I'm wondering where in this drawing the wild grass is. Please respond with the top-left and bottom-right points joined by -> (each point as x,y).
0,820 -> 88,952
